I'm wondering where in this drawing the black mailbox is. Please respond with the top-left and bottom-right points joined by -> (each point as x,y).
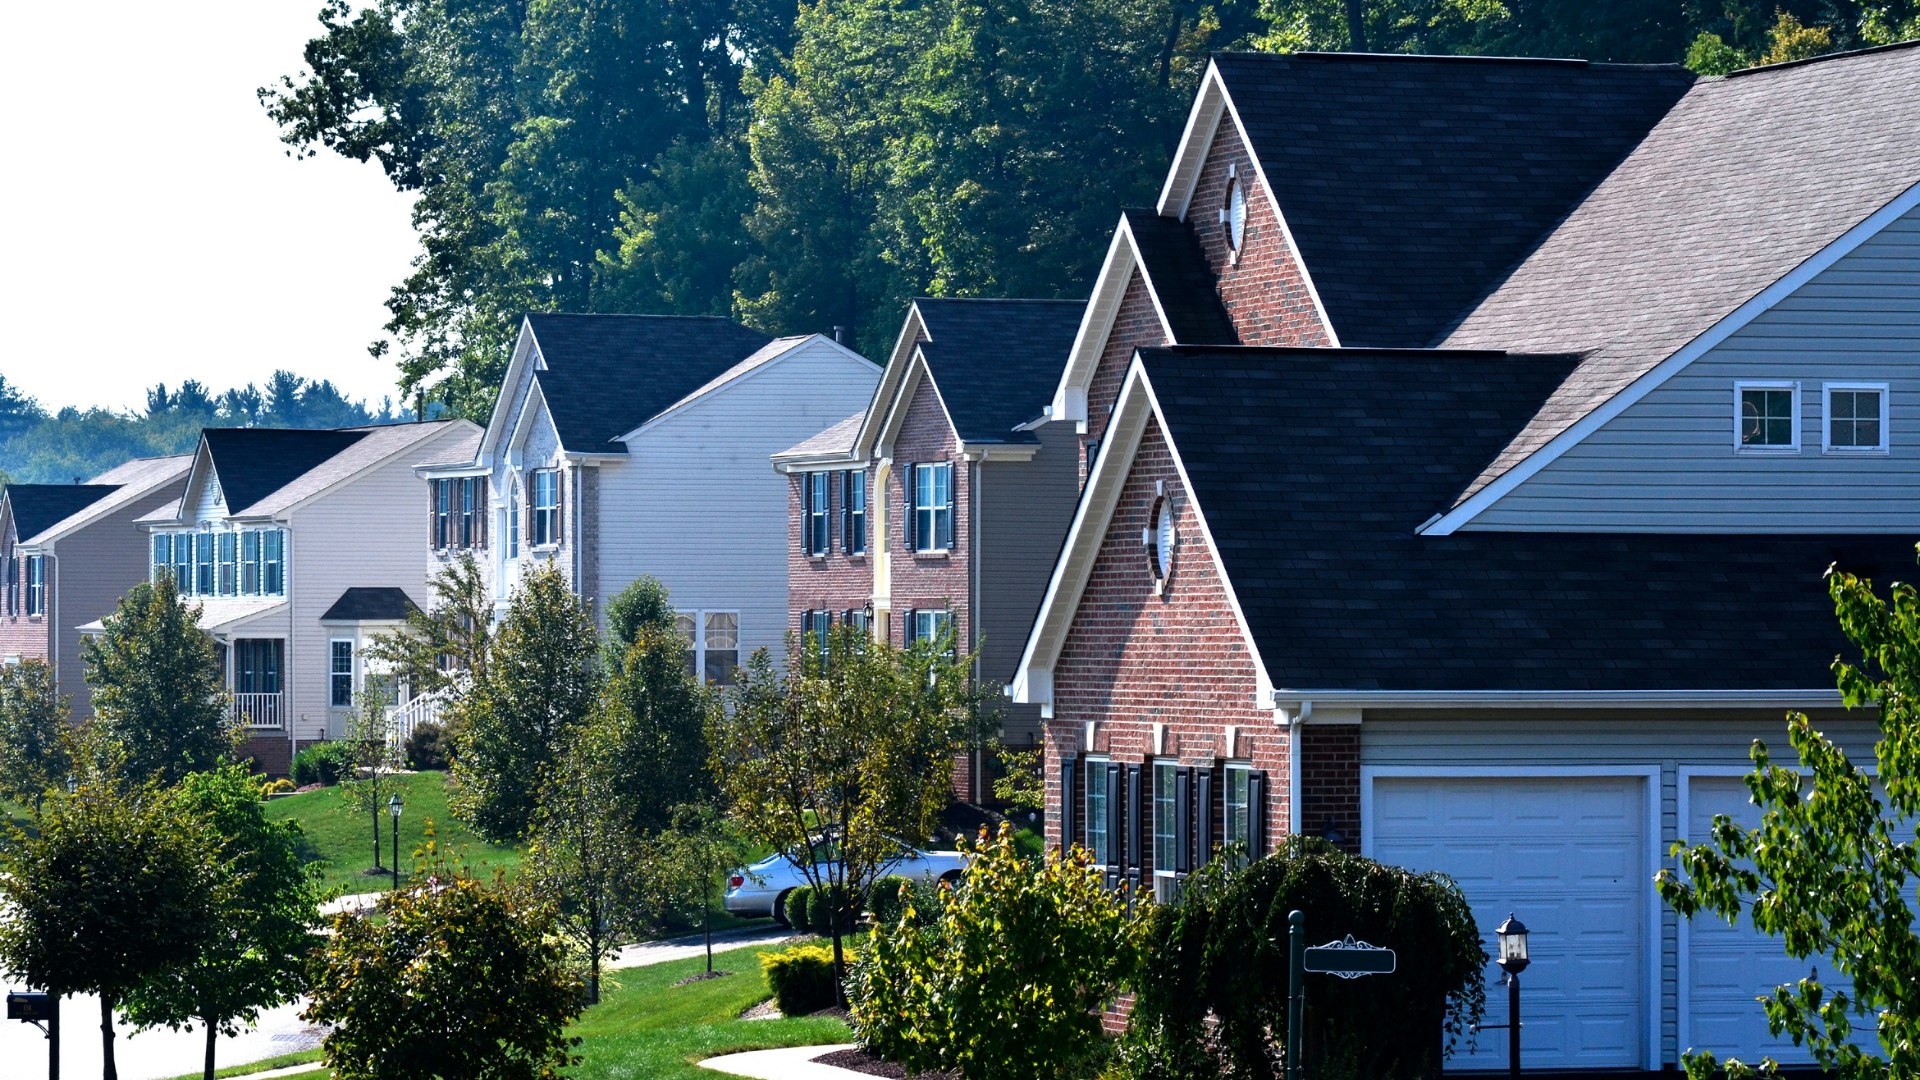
7,992 -> 51,1022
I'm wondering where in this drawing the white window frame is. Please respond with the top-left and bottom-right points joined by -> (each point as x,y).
262,529 -> 285,596
1223,761 -> 1253,852
1822,381 -> 1890,454
216,531 -> 238,596
676,609 -> 742,686
24,555 -> 45,618
506,476 -> 520,559
805,472 -> 830,557
241,531 -> 260,595
329,638 -> 355,708
195,531 -> 216,595
1733,380 -> 1801,453
912,462 -> 952,553
532,469 -> 561,548
1153,761 -> 1179,900
844,470 -> 867,555
1085,755 -> 1112,869
172,531 -> 193,592
910,608 -> 953,650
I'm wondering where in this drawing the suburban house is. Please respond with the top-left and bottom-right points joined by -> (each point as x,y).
774,298 -> 1084,796
418,313 -> 878,689
1010,44 -> 1919,1072
0,456 -> 192,716
124,421 -> 479,773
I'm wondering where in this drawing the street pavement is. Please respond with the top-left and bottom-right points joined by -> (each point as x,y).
700,1045 -> 865,1079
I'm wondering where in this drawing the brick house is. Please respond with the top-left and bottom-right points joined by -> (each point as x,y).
774,298 -> 1083,796
0,456 -> 191,716
1012,45 -> 1920,1071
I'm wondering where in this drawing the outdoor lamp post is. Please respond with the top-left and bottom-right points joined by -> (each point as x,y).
387,794 -> 403,890
1494,914 -> 1530,1077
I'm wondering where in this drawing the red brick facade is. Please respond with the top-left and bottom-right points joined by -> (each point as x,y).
0,533 -> 52,664
886,376 -> 970,651
1082,270 -> 1170,486
787,469 -> 875,634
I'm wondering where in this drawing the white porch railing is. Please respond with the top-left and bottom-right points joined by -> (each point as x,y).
384,677 -> 464,749
233,692 -> 284,730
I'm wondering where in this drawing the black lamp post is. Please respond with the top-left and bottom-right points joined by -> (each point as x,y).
387,794 -> 403,890
1494,914 -> 1530,1077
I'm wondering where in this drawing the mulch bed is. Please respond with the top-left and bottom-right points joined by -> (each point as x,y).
671,969 -> 734,987
814,1047 -> 958,1080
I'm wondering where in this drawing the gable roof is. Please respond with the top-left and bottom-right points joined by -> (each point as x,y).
203,428 -> 369,514
1120,209 -> 1236,345
231,422 -> 472,517
523,313 -> 774,452
1200,52 -> 1694,349
1437,41 -> 1920,514
4,485 -> 121,542
1140,346 -> 1913,692
774,410 -> 868,465
12,455 -> 192,545
911,299 -> 1084,442
320,587 -> 418,622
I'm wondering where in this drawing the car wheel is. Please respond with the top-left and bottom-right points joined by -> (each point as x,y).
939,870 -> 961,886
772,889 -> 794,927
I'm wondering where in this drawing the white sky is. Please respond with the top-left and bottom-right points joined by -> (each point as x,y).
0,1 -> 421,414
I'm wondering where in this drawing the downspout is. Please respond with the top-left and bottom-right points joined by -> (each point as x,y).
286,519 -> 297,765
1286,700 -> 1310,835
969,455 -> 984,802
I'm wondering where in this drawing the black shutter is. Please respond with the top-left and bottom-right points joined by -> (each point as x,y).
1060,756 -> 1078,853
1175,766 -> 1194,874
903,463 -> 916,551
1249,770 -> 1269,857
839,471 -> 851,554
940,460 -> 956,549
1083,757 -> 1099,856
1197,767 -> 1216,868
1125,765 -> 1143,874
803,473 -> 816,555
1105,762 -> 1124,868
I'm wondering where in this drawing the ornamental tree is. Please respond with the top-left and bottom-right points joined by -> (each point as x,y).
82,574 -> 236,784
1658,558 -> 1920,1078
305,869 -> 582,1080
364,552 -> 492,699
0,658 -> 69,805
123,764 -> 321,1080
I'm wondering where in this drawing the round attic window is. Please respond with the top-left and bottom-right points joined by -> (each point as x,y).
1149,495 -> 1175,582
1226,178 -> 1248,252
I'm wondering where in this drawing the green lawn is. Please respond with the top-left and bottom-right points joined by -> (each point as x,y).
263,771 -> 524,895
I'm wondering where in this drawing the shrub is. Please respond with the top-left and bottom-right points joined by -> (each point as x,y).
257,777 -> 296,798
850,823 -> 1146,1080
807,883 -> 853,936
1119,836 -> 1486,1080
761,943 -> 845,1016
404,721 -> 450,771
865,876 -> 913,926
291,742 -> 356,787
784,886 -> 814,932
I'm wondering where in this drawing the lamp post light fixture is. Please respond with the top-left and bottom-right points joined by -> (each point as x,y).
1494,914 -> 1530,1077
387,794 -> 403,891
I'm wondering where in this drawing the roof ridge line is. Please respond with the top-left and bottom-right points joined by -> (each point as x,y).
1723,37 -> 1920,78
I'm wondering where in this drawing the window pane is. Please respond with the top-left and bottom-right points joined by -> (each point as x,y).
1086,764 -> 1110,865
1153,763 -> 1176,870
675,613 -> 698,677
1740,388 -> 1795,446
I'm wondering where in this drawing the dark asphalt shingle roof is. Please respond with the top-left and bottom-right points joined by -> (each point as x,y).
202,429 -> 370,515
1212,52 -> 1694,349
914,299 -> 1085,442
320,587 -> 419,622
1122,209 -> 1236,345
525,313 -> 775,451
3,485 -> 121,541
1143,346 -> 1915,691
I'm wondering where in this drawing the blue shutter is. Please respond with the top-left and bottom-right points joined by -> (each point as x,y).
940,461 -> 955,549
1059,756 -> 1077,853
1125,765 -> 1143,875
1197,767 -> 1216,868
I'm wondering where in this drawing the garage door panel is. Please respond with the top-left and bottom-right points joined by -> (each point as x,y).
1371,775 -> 1648,1071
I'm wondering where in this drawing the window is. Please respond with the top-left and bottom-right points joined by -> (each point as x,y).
4,556 -> 16,616
1153,762 -> 1178,895
532,469 -> 561,547
262,530 -> 285,595
459,478 -> 475,548
843,470 -> 867,555
1224,177 -> 1248,253
1224,763 -> 1253,853
434,479 -> 452,550
330,639 -> 355,708
507,477 -> 520,558
803,609 -> 832,666
172,532 -> 193,592
909,608 -> 952,650
151,534 -> 171,585
193,532 -> 214,596
24,556 -> 45,617
804,472 -> 829,556
234,638 -> 283,695
241,531 -> 259,595
217,532 -> 238,596
675,612 -> 698,677
1825,382 -> 1889,452
704,612 -> 739,686
843,607 -> 869,634
911,462 -> 953,552
1736,381 -> 1799,450
1085,758 -> 1111,867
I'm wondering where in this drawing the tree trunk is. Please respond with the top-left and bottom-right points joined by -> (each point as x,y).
100,993 -> 117,1080
1344,0 -> 1369,51
203,1017 -> 218,1080
371,784 -> 383,870
703,899 -> 713,974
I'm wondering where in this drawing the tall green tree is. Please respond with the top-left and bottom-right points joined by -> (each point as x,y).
708,622 -> 990,996
366,552 -> 493,700
0,658 -> 70,806
451,562 -> 599,841
1658,557 -> 1920,1078
0,759 -> 222,1080
123,765 -> 321,1080
82,575 -> 236,785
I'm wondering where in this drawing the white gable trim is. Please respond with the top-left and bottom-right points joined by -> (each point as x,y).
1012,354 -> 1275,713
1424,180 -> 1920,536
619,335 -> 875,442
504,381 -> 553,469
850,303 -> 933,458
1154,60 -> 1341,349
477,320 -> 540,467
1051,217 -> 1174,429
169,435 -> 219,527
872,349 -> 962,459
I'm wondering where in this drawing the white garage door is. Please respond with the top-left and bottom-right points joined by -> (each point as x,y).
1368,774 -> 1650,1071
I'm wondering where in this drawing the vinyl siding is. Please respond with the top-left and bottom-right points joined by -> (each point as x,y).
595,339 -> 879,666
185,468 -> 230,523
978,420 -> 1081,747
1470,203 -> 1920,531
1362,709 -> 1881,1067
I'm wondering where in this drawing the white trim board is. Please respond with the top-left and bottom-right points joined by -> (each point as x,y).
1361,764 -> 1664,1072
1425,180 -> 1920,535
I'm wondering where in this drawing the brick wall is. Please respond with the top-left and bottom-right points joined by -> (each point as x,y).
0,536 -> 51,663
887,377 -> 970,650
1300,725 -> 1361,854
787,470 -> 875,633
1082,270 -> 1171,486
1044,416 -> 1288,853
1188,111 -> 1332,348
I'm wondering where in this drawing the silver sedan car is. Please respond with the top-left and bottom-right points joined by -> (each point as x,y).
724,838 -> 968,924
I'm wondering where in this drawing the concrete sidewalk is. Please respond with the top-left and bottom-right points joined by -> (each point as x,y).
608,924 -> 801,969
701,1044 -> 864,1079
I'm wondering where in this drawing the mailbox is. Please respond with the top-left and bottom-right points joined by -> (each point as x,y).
7,992 -> 51,1022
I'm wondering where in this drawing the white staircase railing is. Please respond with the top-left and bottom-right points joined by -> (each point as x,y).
384,676 -> 465,749
233,692 -> 284,730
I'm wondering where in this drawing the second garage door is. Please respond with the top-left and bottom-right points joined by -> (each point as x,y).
1367,773 -> 1652,1071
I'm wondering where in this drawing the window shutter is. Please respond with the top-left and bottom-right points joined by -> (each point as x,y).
839,471 -> 851,554
1082,757 -> 1099,854
429,480 -> 439,549
940,460 -> 956,549
801,474 -> 813,555
1105,762 -> 1123,869
1125,764 -> 1143,874
1249,770 -> 1269,857
555,469 -> 566,544
1059,756 -> 1078,853
1197,767 -> 1216,867
1175,767 -> 1194,874
903,463 -> 916,551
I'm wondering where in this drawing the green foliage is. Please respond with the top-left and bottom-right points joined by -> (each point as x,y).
305,868 -> 583,1080
0,756 -> 223,1079
365,553 -> 492,699
1657,556 -> 1920,1078
865,875 -> 913,927
642,802 -> 755,972
1120,836 -> 1486,1080
0,659 -> 69,804
598,581 -> 714,839
806,883 -> 854,936
989,744 -> 1045,812
405,721 -> 451,771
123,764 -> 322,1080
851,824 -> 1145,1080
785,886 -> 815,932
1685,31 -> 1749,74
452,563 -> 600,842
602,575 -> 680,668
83,575 -> 238,785
292,741 -> 356,787
761,944 -> 846,1017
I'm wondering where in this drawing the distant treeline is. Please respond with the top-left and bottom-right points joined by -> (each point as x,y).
0,372 -> 422,485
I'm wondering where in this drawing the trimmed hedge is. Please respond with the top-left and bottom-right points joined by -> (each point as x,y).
404,721 -> 450,771
866,876 -> 913,927
761,943 -> 847,1016
784,886 -> 814,932
807,884 -> 853,936
292,741 -> 356,786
